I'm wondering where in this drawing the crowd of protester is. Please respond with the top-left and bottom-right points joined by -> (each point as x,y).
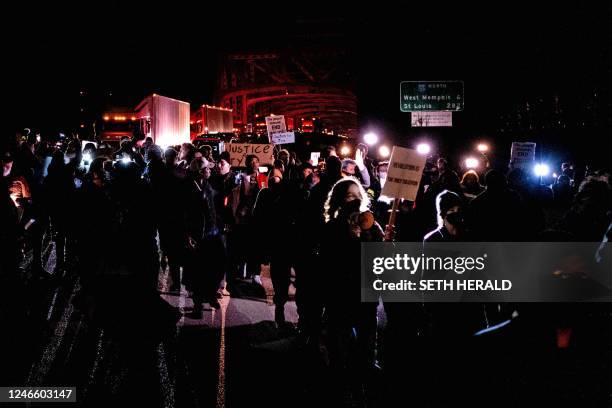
1,129 -> 611,405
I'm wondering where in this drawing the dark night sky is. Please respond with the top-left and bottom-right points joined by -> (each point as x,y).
5,3 -> 612,164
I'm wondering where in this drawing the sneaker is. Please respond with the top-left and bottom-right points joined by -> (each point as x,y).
253,275 -> 263,286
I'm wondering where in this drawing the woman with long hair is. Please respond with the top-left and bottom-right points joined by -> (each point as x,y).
319,177 -> 383,403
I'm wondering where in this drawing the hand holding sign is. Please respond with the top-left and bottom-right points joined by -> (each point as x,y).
381,146 -> 426,241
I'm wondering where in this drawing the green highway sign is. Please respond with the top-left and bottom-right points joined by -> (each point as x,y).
400,81 -> 464,112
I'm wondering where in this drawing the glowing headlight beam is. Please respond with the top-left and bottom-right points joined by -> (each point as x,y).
465,157 -> 479,169
416,143 -> 431,155
534,163 -> 550,177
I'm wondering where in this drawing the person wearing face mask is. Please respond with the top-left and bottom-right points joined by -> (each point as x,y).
376,161 -> 388,188
319,177 -> 384,404
233,154 -> 263,285
210,151 -> 239,296
184,157 -> 224,318
424,190 -> 466,242
418,190 -> 493,407
460,170 -> 484,200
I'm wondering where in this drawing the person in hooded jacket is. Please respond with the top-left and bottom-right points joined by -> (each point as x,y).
184,157 -> 224,318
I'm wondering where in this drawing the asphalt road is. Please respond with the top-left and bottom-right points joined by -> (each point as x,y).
1,240 -> 611,407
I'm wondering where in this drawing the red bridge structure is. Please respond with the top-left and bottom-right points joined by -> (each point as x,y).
216,45 -> 357,138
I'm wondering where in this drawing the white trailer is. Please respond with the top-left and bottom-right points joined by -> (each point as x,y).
135,94 -> 190,148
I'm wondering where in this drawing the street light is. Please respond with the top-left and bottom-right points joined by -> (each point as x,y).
378,145 -> 391,158
363,132 -> 379,146
416,143 -> 431,155
465,157 -> 479,169
477,143 -> 489,153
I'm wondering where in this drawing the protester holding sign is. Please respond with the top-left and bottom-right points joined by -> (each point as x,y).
278,149 -> 299,184
319,177 -> 384,403
232,155 -> 263,285
509,142 -> 536,170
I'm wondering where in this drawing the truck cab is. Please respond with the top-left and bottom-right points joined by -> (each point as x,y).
98,112 -> 139,148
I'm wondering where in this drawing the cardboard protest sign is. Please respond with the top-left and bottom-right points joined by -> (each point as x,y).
225,143 -> 275,167
310,152 -> 321,166
510,142 -> 536,169
270,131 -> 295,145
381,146 -> 426,201
265,115 -> 286,135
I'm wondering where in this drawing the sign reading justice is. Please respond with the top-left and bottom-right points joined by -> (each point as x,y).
225,143 -> 275,167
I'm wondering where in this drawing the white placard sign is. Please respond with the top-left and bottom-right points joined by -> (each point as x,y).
270,131 -> 295,145
310,152 -> 321,166
510,142 -> 536,169
381,146 -> 427,201
265,115 -> 286,135
411,111 -> 453,127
